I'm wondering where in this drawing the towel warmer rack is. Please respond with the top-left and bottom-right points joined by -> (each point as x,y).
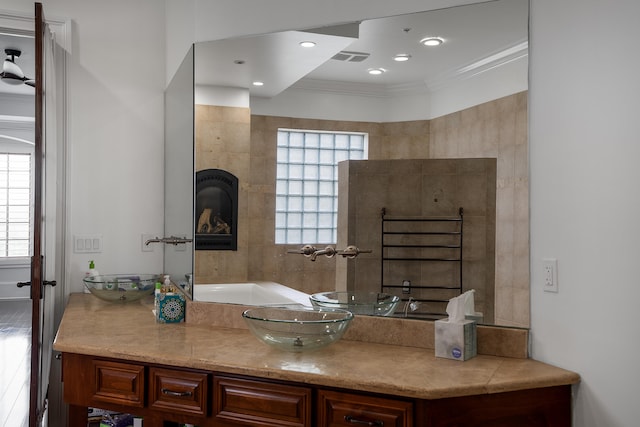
380,207 -> 464,318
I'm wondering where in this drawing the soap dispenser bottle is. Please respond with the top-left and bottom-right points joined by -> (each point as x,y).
88,260 -> 99,276
86,260 -> 102,290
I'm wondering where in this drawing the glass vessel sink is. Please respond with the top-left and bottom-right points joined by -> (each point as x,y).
309,291 -> 400,316
242,306 -> 353,352
83,274 -> 160,302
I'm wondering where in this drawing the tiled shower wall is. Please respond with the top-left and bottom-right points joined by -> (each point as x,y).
194,91 -> 528,327
336,158 -> 496,322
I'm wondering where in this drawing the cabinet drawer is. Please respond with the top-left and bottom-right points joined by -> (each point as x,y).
91,359 -> 145,408
318,389 -> 413,427
149,367 -> 209,416
214,375 -> 312,427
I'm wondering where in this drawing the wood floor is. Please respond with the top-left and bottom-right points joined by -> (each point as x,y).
0,299 -> 31,427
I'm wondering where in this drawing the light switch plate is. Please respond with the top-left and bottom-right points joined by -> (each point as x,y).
74,234 -> 103,253
543,258 -> 558,293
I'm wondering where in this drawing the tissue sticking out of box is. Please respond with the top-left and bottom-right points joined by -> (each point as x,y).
445,291 -> 467,323
462,289 -> 484,323
444,290 -> 481,322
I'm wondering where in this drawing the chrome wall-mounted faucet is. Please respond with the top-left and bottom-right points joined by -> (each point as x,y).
287,245 -> 371,261
144,236 -> 193,246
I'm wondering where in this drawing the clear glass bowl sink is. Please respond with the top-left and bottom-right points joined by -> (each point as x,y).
309,291 -> 400,316
83,274 -> 160,302
242,306 -> 353,352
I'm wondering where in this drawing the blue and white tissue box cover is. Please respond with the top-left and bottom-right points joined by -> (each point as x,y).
156,293 -> 185,323
435,319 -> 477,361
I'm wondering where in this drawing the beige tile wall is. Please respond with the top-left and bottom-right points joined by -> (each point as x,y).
194,105 -> 251,283
194,91 -> 528,327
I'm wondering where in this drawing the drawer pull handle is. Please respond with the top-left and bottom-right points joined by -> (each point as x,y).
344,415 -> 384,426
161,388 -> 192,397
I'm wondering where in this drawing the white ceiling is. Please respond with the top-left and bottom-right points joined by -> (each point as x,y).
195,30 -> 357,98
195,0 -> 528,98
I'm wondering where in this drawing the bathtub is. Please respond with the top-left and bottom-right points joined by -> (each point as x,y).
193,281 -> 312,306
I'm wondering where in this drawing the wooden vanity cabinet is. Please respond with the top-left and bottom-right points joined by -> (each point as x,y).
61,353 -> 572,427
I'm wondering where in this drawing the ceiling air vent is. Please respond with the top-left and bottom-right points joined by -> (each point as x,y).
331,51 -> 370,62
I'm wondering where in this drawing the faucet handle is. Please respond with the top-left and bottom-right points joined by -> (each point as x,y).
337,245 -> 372,259
311,246 -> 336,261
287,245 -> 317,257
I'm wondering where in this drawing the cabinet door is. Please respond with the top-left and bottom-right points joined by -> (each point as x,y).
214,375 -> 312,426
91,359 -> 145,408
318,389 -> 413,427
149,367 -> 209,417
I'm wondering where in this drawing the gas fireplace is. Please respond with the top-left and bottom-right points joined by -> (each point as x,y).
195,169 -> 238,250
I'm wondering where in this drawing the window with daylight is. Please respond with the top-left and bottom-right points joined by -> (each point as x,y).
0,153 -> 31,257
276,129 -> 368,244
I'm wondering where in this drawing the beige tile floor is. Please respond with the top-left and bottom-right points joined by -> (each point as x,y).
0,299 -> 30,427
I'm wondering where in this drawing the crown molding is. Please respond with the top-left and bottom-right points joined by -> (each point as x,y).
0,9 -> 33,35
0,8 -> 71,53
427,40 -> 529,92
290,78 -> 391,98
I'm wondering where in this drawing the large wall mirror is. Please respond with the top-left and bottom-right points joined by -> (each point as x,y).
165,0 -> 530,328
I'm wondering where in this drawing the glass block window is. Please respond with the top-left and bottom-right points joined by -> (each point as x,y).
276,129 -> 368,244
0,153 -> 31,257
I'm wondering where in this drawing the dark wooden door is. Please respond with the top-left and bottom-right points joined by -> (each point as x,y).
29,3 -> 57,425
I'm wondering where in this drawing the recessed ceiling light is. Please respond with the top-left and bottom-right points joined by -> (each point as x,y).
420,37 -> 444,47
299,41 -> 316,48
368,68 -> 386,75
393,54 -> 412,62
252,81 -> 264,86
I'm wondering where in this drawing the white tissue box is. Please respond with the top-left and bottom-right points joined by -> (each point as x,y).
435,319 -> 477,361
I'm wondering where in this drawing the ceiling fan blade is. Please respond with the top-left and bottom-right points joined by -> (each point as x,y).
0,74 -> 25,85
2,59 -> 26,79
24,79 -> 35,87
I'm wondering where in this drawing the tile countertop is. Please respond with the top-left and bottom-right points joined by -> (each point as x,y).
53,294 -> 579,400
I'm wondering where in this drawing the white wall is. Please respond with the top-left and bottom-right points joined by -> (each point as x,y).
529,1 -> 640,426
2,0 -> 166,292
195,85 -> 249,108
